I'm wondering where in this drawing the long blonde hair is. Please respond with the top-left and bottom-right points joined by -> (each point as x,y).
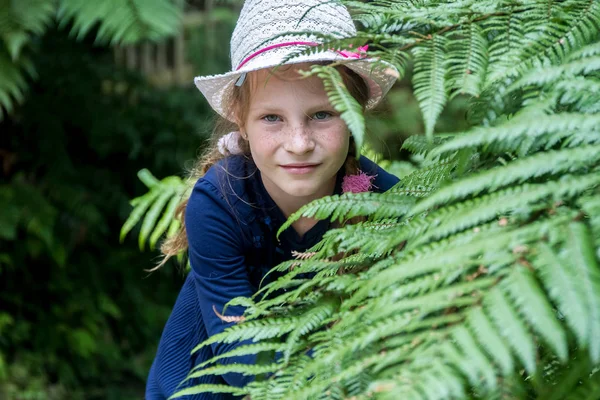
156,65 -> 369,269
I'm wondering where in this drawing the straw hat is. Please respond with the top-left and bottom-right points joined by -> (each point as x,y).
193,0 -> 400,121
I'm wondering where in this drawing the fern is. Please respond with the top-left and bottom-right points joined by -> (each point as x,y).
0,0 -> 180,120
277,192 -> 415,237
412,34 -> 448,138
446,22 -> 488,99
120,169 -> 187,251
56,0 -> 180,45
301,65 -> 367,155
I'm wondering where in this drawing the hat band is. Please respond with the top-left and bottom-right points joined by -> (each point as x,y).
236,41 -> 319,70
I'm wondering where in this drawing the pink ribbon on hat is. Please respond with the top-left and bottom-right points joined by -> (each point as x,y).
236,42 -> 369,70
337,45 -> 369,59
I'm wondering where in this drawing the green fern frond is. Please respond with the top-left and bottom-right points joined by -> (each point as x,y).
277,192 -> 415,238
502,266 -> 568,362
0,0 -> 54,59
411,145 -> 600,216
452,325 -> 497,389
446,22 -> 488,98
408,174 -> 600,247
0,50 -> 33,120
564,222 -> 600,363
303,65 -> 366,154
192,316 -> 300,353
170,383 -> 245,399
148,194 -> 181,250
466,307 -> 514,376
120,169 -> 186,251
509,56 -> 600,91
567,40 -> 600,61
283,296 -> 339,364
400,135 -> 446,157
185,362 -> 278,381
485,1 -> 600,87
432,114 -> 600,156
578,193 -> 600,247
484,10 -> 527,86
556,77 -> 600,110
535,242 -> 589,350
193,341 -> 284,371
57,0 -> 181,45
484,287 -> 537,373
411,34 -> 448,138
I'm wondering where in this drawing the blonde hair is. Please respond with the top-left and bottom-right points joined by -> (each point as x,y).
155,64 -> 369,269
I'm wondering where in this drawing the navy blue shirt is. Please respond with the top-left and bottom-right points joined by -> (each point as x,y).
145,155 -> 399,399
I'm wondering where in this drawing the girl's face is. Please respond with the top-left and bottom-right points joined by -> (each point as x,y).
240,64 -> 350,214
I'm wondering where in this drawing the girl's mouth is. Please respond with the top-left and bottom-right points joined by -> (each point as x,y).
280,163 -> 320,174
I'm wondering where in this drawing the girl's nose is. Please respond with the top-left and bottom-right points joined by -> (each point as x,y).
283,123 -> 316,154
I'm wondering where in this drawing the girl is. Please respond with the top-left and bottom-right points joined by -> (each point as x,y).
145,0 -> 400,398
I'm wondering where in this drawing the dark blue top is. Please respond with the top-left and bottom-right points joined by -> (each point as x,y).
145,155 -> 399,399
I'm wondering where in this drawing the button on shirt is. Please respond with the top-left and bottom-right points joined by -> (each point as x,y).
145,155 -> 399,399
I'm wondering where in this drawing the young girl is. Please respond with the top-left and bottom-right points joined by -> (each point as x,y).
145,0 -> 399,398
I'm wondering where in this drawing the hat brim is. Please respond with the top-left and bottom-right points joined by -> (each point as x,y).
194,52 -> 400,121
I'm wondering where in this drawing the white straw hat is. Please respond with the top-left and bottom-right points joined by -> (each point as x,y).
193,0 -> 400,121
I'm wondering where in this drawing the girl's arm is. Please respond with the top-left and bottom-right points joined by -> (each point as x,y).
185,178 -> 257,387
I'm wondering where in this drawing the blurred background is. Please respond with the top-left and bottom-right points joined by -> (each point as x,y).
0,1 -> 468,398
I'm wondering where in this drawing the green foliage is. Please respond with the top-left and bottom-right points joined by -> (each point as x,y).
0,0 -> 181,120
120,169 -> 187,251
302,65 -> 366,156
0,26 -> 212,398
154,1 -> 600,398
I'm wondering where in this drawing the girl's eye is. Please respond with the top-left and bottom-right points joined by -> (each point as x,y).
263,114 -> 281,122
313,111 -> 332,120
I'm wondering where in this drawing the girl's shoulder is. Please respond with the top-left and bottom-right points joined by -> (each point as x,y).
188,155 -> 258,222
357,156 -> 400,193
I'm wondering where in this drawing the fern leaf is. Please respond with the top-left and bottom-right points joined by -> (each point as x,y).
510,56 -> 600,91
0,49 -> 34,120
485,287 -> 536,374
57,0 -> 181,45
305,65 -> 367,155
185,362 -> 278,380
277,192 -> 415,238
137,168 -> 161,189
192,317 -> 299,353
452,325 -> 497,390
503,266 -> 568,362
412,34 -> 448,138
409,174 -> 600,247
432,113 -> 600,156
148,190 -> 180,250
119,189 -> 160,243
446,22 -> 488,98
139,188 -> 173,251
0,0 -> 54,58
535,242 -> 589,350
170,384 -> 245,399
565,222 -> 600,363
283,297 -> 339,364
193,341 -> 284,371
467,307 -> 513,376
410,144 -> 600,218
484,10 -> 527,87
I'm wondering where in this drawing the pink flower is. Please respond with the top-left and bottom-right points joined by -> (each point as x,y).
342,170 -> 377,194
337,45 -> 369,59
